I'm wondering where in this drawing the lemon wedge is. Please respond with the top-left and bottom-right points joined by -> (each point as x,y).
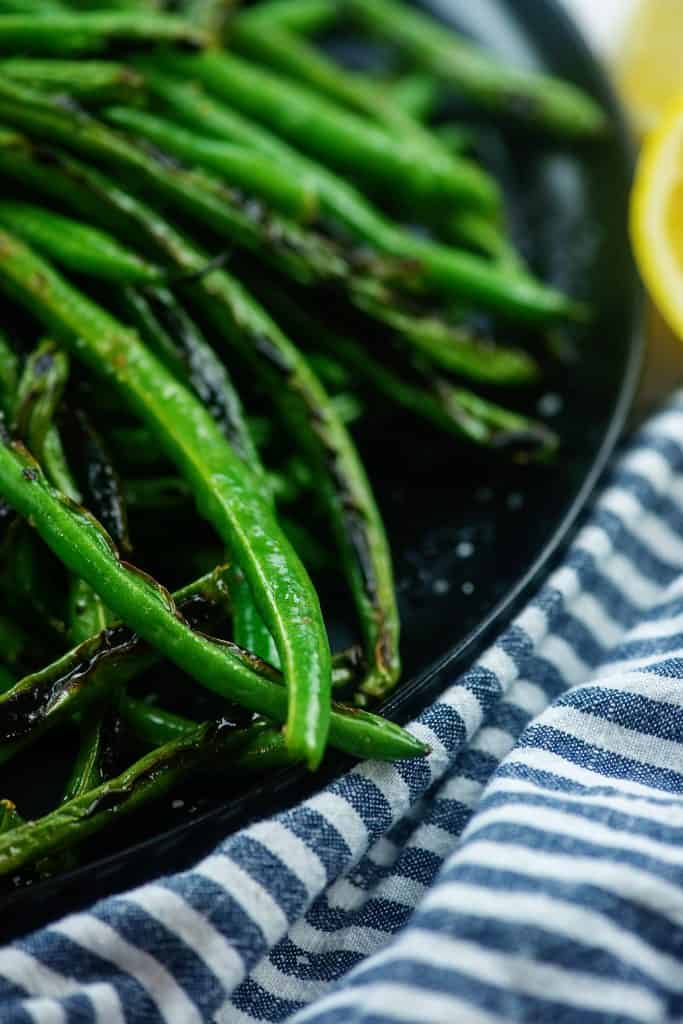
631,95 -> 683,342
615,0 -> 683,135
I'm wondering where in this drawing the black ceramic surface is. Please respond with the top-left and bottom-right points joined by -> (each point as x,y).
2,0 -> 641,939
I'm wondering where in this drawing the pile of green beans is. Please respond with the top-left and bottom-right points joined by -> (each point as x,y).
0,0 -> 602,883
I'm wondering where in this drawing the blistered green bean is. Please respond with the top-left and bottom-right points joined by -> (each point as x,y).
0,10 -> 206,56
0,228 -> 332,768
0,59 -> 145,105
0,200 -> 164,284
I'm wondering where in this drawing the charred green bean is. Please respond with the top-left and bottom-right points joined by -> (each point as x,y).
140,71 -> 577,322
106,106 -> 319,222
0,146 -> 402,697
152,52 -> 499,211
0,721 -> 289,877
0,228 -> 333,768
0,200 -> 164,284
345,0 -> 607,137
0,11 -> 207,56
0,59 -> 145,105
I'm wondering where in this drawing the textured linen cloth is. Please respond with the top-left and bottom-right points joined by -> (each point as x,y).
3,393 -> 683,1023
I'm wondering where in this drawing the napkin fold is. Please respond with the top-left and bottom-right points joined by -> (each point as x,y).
3,393 -> 683,1023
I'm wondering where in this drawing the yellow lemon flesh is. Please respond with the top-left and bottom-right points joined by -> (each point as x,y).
615,0 -> 683,135
631,96 -> 683,343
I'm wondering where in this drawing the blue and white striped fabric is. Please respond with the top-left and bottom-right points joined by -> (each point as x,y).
4,394 -> 683,1023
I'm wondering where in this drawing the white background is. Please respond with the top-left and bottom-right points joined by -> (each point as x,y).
561,0 -> 637,55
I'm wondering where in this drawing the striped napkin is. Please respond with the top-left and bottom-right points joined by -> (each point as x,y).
3,391 -> 683,1022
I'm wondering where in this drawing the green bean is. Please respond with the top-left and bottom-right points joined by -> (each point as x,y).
0,239 -> 417,757
0,569 -> 231,759
243,0 -> 605,136
142,65 -> 303,159
203,38 -> 508,270
436,123 -> 476,155
68,568 -> 111,708
0,201 -> 164,285
0,11 -> 207,56
0,0 -> 64,11
118,289 -> 196,385
68,577 -> 109,647
118,287 -> 261,465
155,565 -> 234,613
329,644 -> 365,691
387,73 -> 440,121
12,340 -> 78,499
13,340 -> 69,456
176,562 -> 234,607
126,288 -> 268,483
150,278 -> 287,669
0,229 -> 333,769
119,308 -> 291,687
68,0 -> 161,8
106,106 -> 319,222
432,384 -> 557,458
35,403 -> 121,667
120,695 -> 197,746
231,16 -> 439,152
181,0 -> 234,44
0,59 -> 145,106
118,285 -> 277,665
0,328 -> 17,418
62,706 -> 110,802
141,72 -> 578,322
191,271 -> 401,697
0,562 -> 360,763
330,391 -> 363,425
0,792 -> 72,881
261,285 -> 557,463
269,466 -> 305,513
116,286 -> 276,672
229,564 -> 281,667
0,473 -> 263,732
448,210 -> 525,273
238,0 -> 335,34
344,0 -> 607,138
0,143 -> 403,697
154,52 -> 499,212
67,408 -> 130,552
40,424 -> 80,504
10,339 -> 112,671
125,696 -> 342,766
10,343 -> 105,732
67,706 -> 118,811
356,301 -> 538,385
307,353 -> 350,390
0,721 -> 291,877
0,84 -> 360,293
0,568 -> 426,766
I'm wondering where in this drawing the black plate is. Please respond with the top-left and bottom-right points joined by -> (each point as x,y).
2,0 -> 641,939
